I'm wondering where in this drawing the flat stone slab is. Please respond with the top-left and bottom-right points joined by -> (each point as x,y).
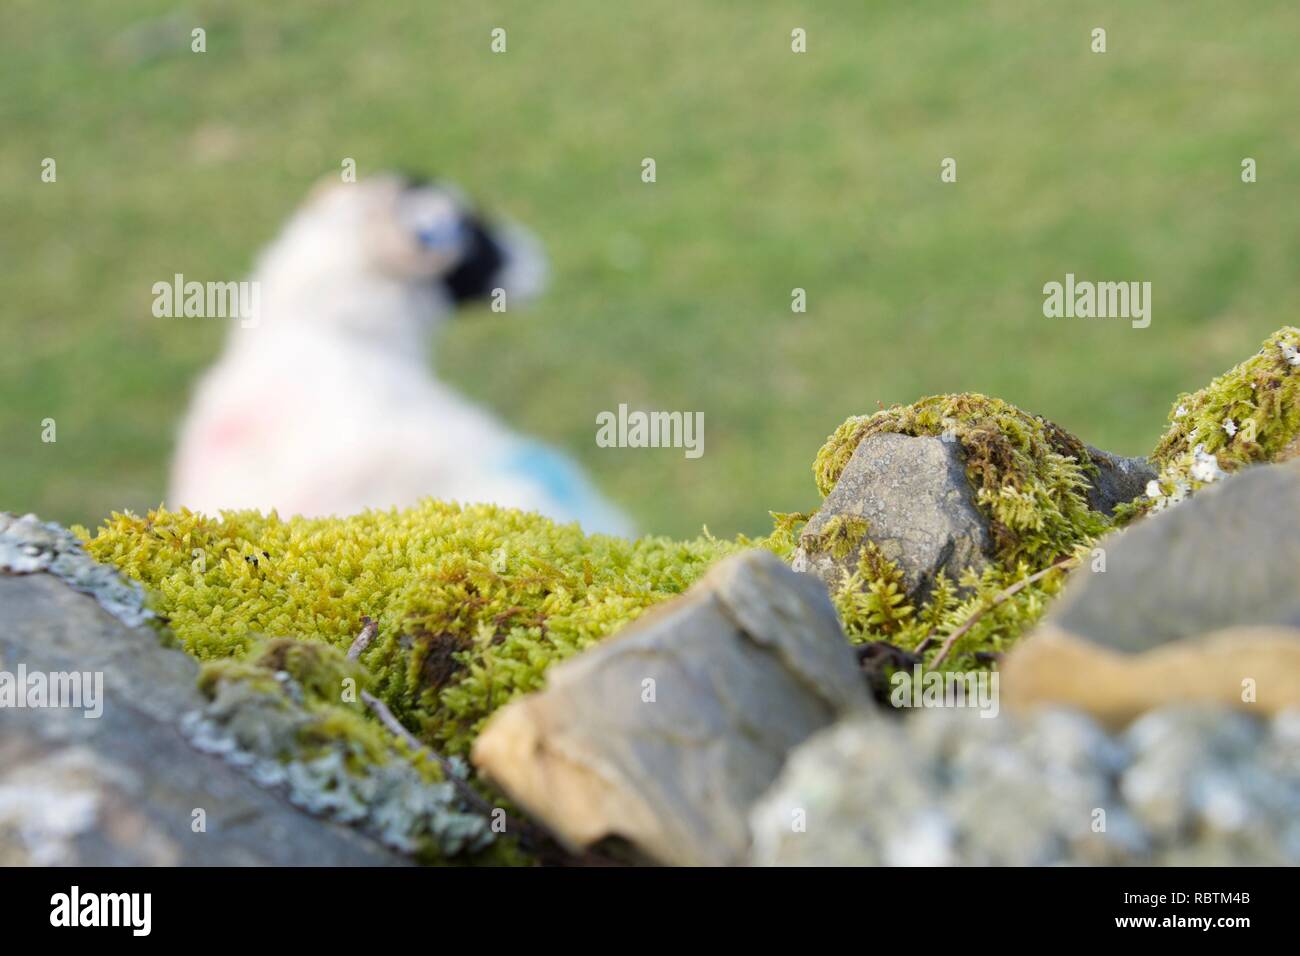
1046,459 -> 1300,653
1001,460 -> 1300,725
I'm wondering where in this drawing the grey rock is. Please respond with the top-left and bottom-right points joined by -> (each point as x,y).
0,572 -> 410,865
472,550 -> 869,866
1084,446 -> 1157,516
793,433 -> 993,602
751,705 -> 1300,866
1049,459 -> 1300,653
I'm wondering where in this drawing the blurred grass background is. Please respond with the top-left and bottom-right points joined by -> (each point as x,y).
2,0 -> 1298,538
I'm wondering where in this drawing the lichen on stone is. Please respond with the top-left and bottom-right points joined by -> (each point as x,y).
1128,326 -> 1300,518
751,706 -> 1300,866
183,637 -> 499,860
0,512 -> 153,628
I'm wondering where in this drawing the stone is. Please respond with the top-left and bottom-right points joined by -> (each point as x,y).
1001,625 -> 1300,727
1120,707 -> 1300,864
0,572 -> 409,865
750,706 -> 1300,866
793,433 -> 993,602
1001,460 -> 1300,724
471,549 -> 869,866
1053,459 -> 1300,651
1083,446 -> 1157,516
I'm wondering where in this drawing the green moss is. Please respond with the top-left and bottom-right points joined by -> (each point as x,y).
831,540 -> 916,636
201,637 -> 368,706
768,510 -> 814,554
82,501 -> 762,755
81,394 -> 1112,727
818,522 -> 1079,669
1127,326 -> 1300,518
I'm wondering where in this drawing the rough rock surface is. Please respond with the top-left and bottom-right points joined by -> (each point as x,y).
1049,459 -> 1300,651
1083,446 -> 1157,516
471,550 -> 869,866
0,573 -> 408,866
751,706 -> 1300,866
793,433 -> 993,601
1002,460 -> 1300,723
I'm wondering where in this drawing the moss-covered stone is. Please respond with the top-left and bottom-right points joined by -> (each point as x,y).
1130,326 -> 1300,517
813,394 -> 1109,567
806,394 -> 1111,666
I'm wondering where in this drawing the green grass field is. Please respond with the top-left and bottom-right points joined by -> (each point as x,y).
3,1 -> 1298,538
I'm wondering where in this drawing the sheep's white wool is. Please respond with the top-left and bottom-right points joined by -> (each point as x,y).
169,175 -> 633,536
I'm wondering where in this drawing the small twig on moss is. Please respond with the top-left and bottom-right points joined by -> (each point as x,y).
360,689 -> 559,855
360,690 -> 487,809
347,615 -> 378,661
929,556 -> 1077,667
351,617 -> 499,823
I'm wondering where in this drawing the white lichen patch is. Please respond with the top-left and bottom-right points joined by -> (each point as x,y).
1189,444 -> 1226,484
181,667 -> 494,858
0,513 -> 153,628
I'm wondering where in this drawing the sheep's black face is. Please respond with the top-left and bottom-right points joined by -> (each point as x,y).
398,174 -> 509,307
441,214 -> 506,305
